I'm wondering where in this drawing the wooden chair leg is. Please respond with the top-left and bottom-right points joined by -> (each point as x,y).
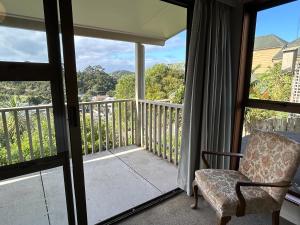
218,216 -> 231,225
272,211 -> 280,225
191,180 -> 198,209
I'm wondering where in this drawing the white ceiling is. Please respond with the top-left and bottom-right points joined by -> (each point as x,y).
0,0 -> 187,45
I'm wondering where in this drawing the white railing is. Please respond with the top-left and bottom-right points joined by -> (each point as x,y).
0,99 -> 183,166
0,105 -> 55,165
138,100 -> 183,165
79,99 -> 135,154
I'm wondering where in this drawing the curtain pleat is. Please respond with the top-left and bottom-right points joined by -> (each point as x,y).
177,0 -> 233,195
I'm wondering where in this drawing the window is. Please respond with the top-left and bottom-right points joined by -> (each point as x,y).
0,0 -> 48,63
233,0 -> 300,199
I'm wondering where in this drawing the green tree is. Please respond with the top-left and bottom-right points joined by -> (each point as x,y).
114,74 -> 135,99
249,63 -> 292,101
114,63 -> 185,103
247,63 -> 293,122
145,64 -> 185,103
77,65 -> 117,101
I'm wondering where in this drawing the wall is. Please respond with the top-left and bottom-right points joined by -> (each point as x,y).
252,47 -> 282,73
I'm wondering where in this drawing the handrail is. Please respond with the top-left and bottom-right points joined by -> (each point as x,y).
0,99 -> 134,112
138,99 -> 183,109
79,99 -> 133,105
0,104 -> 53,112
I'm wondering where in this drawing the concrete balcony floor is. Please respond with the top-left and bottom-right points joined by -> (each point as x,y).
0,146 -> 178,225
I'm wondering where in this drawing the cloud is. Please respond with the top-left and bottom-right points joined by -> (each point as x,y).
0,26 -> 186,73
74,36 -> 135,72
0,26 -> 48,62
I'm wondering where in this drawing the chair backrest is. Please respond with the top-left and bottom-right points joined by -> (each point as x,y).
239,130 -> 300,204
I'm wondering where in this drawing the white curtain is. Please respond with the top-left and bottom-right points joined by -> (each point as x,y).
178,0 -> 233,195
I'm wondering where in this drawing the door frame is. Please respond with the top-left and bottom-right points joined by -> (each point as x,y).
0,0 -> 76,224
58,0 -> 88,224
58,0 -> 193,224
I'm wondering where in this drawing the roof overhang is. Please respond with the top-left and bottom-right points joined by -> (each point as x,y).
0,0 -> 187,46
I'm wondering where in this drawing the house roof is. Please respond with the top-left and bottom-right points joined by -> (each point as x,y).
0,0 -> 187,46
287,38 -> 300,49
254,35 -> 287,51
273,38 -> 300,60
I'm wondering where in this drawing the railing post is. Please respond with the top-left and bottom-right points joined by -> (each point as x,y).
135,43 -> 145,146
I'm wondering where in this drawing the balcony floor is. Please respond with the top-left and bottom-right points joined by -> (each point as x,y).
0,145 -> 178,225
116,193 -> 295,225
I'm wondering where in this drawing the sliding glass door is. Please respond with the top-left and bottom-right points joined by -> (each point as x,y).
0,0 -> 76,224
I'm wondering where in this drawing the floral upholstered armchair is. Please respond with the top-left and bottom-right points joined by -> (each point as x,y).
191,130 -> 300,225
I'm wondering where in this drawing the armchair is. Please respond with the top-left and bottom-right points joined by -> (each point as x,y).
191,130 -> 300,225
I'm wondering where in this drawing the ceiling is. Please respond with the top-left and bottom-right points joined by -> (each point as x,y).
0,0 -> 187,45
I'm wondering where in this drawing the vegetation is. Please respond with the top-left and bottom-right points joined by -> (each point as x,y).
115,63 -> 185,104
114,74 -> 135,99
110,70 -> 134,79
246,63 -> 293,123
0,110 -> 55,165
0,81 -> 52,106
78,65 -> 117,101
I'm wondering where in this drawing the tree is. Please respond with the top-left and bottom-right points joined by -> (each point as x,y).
77,65 -> 117,101
145,64 -> 185,103
114,63 -> 185,103
114,74 -> 135,99
246,63 -> 293,122
249,63 -> 292,101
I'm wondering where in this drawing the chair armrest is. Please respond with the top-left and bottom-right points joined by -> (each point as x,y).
235,181 -> 291,217
201,151 -> 243,169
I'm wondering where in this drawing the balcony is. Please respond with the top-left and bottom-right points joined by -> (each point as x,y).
0,99 -> 183,224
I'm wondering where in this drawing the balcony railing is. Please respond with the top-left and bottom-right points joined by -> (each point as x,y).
0,104 -> 56,164
243,117 -> 300,136
0,99 -> 183,166
79,99 -> 136,154
138,100 -> 183,165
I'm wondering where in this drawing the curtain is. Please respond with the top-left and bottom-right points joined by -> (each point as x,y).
177,0 -> 233,195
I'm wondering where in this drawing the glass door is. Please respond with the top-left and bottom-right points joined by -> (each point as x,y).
0,0 -> 75,224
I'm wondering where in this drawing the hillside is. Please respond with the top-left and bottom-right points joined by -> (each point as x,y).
110,70 -> 134,79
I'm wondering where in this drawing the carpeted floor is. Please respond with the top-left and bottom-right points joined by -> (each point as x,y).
116,193 -> 295,225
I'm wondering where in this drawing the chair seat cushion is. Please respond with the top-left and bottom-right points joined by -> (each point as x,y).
195,169 -> 280,217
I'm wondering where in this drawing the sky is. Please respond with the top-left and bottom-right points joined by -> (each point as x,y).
1,0 -> 300,72
0,24 -> 186,73
255,0 -> 300,42
74,31 -> 186,72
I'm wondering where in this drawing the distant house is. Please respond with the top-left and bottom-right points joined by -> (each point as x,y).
91,95 -> 114,102
272,38 -> 300,103
273,38 -> 300,68
252,35 -> 300,103
252,34 -> 287,74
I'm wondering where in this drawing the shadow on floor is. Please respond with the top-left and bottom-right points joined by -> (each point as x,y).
116,193 -> 295,225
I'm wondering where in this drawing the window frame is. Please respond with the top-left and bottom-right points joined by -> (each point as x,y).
231,0 -> 300,198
